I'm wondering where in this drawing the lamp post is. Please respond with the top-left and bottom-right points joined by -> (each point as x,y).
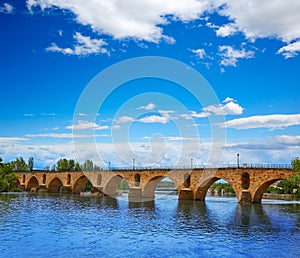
191,158 -> 193,169
237,154 -> 240,168
133,158 -> 135,170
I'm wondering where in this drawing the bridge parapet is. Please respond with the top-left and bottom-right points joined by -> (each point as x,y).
15,167 -> 296,204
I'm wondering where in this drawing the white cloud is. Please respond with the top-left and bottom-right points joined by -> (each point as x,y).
204,101 -> 243,115
26,133 -> 74,139
216,23 -> 237,37
214,0 -> 300,43
277,41 -> 300,59
46,32 -> 108,56
191,48 -> 206,59
218,45 -> 254,67
275,135 -> 300,146
190,111 -> 211,118
222,114 -> 300,129
139,115 -> 169,124
115,116 -> 134,124
25,133 -> 109,139
66,120 -> 109,130
137,103 -> 156,111
223,97 -> 235,103
27,0 -> 210,42
0,137 -> 28,142
24,113 -> 35,117
0,3 -> 14,13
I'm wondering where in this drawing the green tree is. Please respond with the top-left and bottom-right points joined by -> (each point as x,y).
0,159 -> 18,191
292,157 -> 300,172
57,158 -> 69,171
82,160 -> 94,171
11,157 -> 28,172
28,157 -> 34,171
75,162 -> 81,171
68,159 -> 75,171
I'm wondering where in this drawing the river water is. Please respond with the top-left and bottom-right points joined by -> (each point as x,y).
0,193 -> 299,258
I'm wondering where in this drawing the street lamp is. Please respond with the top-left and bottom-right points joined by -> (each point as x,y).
133,158 -> 135,170
191,158 -> 193,169
237,154 -> 240,168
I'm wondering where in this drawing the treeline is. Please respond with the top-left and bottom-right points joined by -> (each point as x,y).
45,159 -> 101,172
5,156 -> 34,172
0,158 -> 19,192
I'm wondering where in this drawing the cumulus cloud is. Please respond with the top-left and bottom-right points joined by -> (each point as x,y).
214,0 -> 300,43
191,48 -> 206,59
139,115 -> 169,124
115,116 -> 134,124
222,114 -> 300,130
204,100 -> 244,115
46,32 -> 108,56
27,0 -> 210,43
277,41 -> 300,59
218,45 -> 254,67
0,3 -> 13,13
137,103 -> 156,111
216,23 -> 237,37
66,120 -> 109,130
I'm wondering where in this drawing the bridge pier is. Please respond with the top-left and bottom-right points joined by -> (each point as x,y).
178,188 -> 194,200
239,190 -> 252,204
128,187 -> 143,202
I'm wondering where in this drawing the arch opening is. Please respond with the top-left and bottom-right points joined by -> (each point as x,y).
73,176 -> 92,194
104,175 -> 127,197
27,176 -> 39,191
253,179 -> 281,203
48,177 -> 63,193
195,178 -> 236,201
143,176 -> 176,199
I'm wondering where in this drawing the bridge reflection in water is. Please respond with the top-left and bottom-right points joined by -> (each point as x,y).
16,165 -> 295,204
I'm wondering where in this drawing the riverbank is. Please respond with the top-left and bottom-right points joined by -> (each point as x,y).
263,193 -> 299,201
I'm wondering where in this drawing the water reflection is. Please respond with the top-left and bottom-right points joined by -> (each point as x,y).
0,194 -> 299,257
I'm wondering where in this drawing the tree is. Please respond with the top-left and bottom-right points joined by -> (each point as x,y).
82,160 -> 94,171
68,159 -> 75,171
28,157 -> 34,171
57,158 -> 69,171
11,157 -> 28,172
292,157 -> 300,172
75,162 -> 81,171
0,159 -> 18,192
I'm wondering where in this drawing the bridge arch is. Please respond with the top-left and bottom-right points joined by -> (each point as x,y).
195,176 -> 238,201
103,175 -> 126,196
252,179 -> 280,203
73,175 -> 91,194
143,176 -> 177,199
27,176 -> 39,191
48,177 -> 63,193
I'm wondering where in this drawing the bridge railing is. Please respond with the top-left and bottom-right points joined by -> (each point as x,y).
27,163 -> 292,173
103,163 -> 292,171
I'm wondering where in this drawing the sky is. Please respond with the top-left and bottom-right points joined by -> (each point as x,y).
0,0 -> 300,169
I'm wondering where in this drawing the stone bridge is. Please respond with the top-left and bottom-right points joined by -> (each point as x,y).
16,167 -> 296,203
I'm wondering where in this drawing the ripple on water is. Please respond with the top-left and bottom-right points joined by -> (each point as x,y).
0,194 -> 299,257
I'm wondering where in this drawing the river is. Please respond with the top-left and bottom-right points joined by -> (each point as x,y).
0,193 -> 299,257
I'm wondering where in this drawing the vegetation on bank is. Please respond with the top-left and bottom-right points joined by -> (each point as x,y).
266,157 -> 300,198
0,158 -> 19,192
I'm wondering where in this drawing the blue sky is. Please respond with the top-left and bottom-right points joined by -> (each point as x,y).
0,0 -> 300,169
